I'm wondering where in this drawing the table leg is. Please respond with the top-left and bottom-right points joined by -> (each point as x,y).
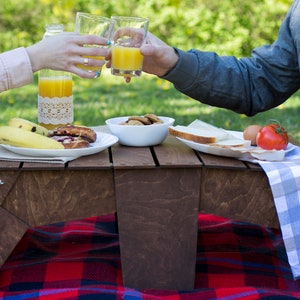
115,168 -> 200,290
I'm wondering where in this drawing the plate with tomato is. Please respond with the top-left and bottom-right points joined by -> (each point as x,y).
177,120 -> 295,161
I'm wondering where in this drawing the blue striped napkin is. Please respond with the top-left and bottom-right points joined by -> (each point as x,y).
258,146 -> 300,279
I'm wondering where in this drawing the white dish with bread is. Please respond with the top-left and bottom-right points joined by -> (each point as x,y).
169,119 -> 294,161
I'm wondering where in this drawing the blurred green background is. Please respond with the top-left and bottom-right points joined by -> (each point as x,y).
2,0 -> 300,142
1,0 -> 290,55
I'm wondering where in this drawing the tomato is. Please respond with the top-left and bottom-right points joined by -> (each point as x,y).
243,125 -> 262,146
256,122 -> 289,150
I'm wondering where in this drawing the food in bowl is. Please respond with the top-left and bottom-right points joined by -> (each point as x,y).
105,115 -> 175,147
120,114 -> 164,126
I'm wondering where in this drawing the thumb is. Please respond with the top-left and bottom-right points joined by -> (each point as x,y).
140,44 -> 156,56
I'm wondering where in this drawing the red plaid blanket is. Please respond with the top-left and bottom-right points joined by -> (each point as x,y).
1,213 -> 300,299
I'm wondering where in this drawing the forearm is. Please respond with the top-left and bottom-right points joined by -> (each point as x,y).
161,49 -> 256,115
0,47 -> 33,92
162,46 -> 300,116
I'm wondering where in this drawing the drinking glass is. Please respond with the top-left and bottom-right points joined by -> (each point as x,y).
74,12 -> 113,73
110,16 -> 149,77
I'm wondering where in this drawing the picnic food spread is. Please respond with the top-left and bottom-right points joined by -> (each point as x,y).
168,119 -> 292,161
0,117 -> 97,149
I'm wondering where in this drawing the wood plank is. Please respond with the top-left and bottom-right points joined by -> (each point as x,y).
21,161 -> 66,170
68,150 -> 111,169
197,152 -> 248,169
0,171 -> 20,205
115,167 -> 200,290
2,169 -> 116,226
154,136 -> 202,167
0,160 -> 21,170
199,167 -> 279,228
111,143 -> 155,169
0,207 -> 28,266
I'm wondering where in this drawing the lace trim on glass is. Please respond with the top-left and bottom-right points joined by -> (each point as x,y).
38,96 -> 73,125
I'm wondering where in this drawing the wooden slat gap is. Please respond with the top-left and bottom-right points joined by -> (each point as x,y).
149,146 -> 160,167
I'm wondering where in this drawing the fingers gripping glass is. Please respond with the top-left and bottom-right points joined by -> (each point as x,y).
74,12 -> 113,75
110,16 -> 149,77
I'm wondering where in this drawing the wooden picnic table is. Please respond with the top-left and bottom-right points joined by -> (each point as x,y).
0,132 -> 278,290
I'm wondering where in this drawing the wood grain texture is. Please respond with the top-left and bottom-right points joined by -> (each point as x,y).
111,144 -> 155,168
115,167 -> 201,290
0,171 -> 20,205
0,207 -> 28,266
154,136 -> 202,167
2,169 -> 115,226
68,151 -> 111,169
199,167 -> 278,228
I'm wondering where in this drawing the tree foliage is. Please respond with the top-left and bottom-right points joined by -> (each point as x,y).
1,0 -> 290,57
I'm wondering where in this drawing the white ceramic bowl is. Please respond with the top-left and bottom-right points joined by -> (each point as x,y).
105,116 -> 175,146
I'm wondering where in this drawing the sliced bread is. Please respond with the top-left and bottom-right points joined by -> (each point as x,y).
169,119 -> 247,146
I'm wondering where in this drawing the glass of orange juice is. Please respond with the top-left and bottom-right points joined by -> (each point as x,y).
110,16 -> 149,77
38,72 -> 73,130
74,12 -> 113,74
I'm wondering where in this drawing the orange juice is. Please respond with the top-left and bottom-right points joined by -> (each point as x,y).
38,76 -> 73,129
38,77 -> 73,98
111,46 -> 143,74
77,55 -> 105,71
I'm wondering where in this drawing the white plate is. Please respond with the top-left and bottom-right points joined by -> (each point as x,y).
0,132 -> 118,158
177,130 -> 295,161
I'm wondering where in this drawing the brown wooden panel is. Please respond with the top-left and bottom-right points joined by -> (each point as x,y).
115,167 -> 200,290
0,171 -> 20,205
21,161 -> 66,170
0,207 -> 28,266
3,169 -> 116,226
111,144 -> 155,169
199,168 -> 279,228
197,152 -> 248,169
68,150 -> 111,169
154,136 -> 202,167
0,160 -> 21,170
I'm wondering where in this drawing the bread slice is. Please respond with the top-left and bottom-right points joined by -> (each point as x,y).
169,126 -> 220,144
169,119 -> 246,146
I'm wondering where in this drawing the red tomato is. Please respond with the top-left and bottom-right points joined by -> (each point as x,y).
256,122 -> 289,150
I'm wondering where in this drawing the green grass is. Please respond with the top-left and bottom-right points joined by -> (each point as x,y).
1,67 -> 300,143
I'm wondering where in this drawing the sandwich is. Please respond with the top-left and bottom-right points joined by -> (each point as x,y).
48,125 -> 97,149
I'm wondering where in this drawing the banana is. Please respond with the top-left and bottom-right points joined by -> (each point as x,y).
8,117 -> 49,136
0,126 -> 64,149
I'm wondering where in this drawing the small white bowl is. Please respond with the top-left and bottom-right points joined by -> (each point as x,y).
105,116 -> 175,146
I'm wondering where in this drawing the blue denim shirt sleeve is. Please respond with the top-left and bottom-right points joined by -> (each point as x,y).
162,0 -> 300,116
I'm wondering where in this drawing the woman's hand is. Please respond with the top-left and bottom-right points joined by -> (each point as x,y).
26,32 -> 110,78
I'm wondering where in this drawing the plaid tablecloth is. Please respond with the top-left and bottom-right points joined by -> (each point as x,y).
1,213 -> 300,299
258,146 -> 300,280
